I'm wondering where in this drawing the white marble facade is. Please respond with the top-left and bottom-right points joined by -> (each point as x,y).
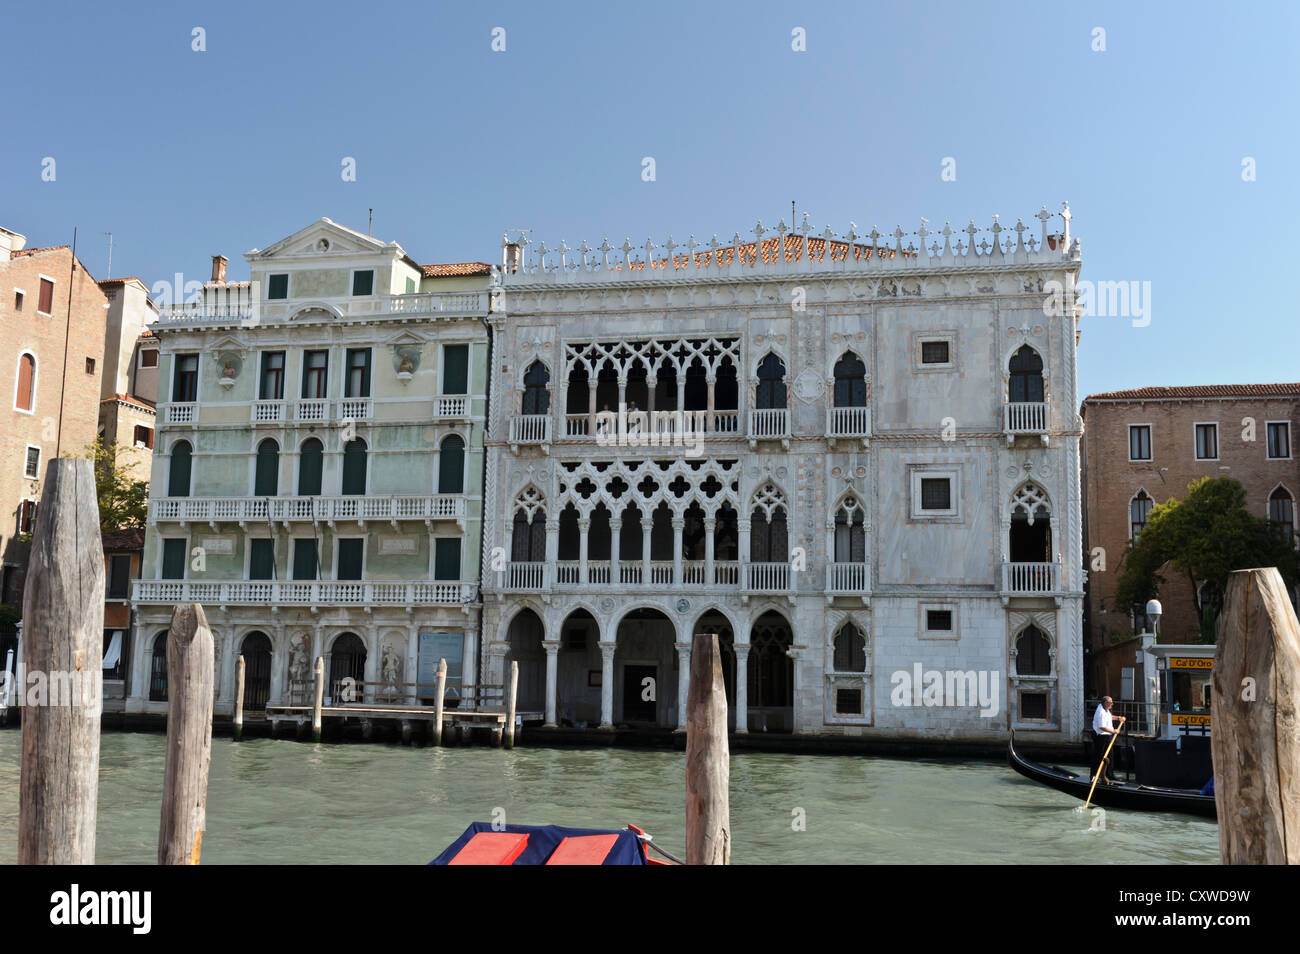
480,209 -> 1087,742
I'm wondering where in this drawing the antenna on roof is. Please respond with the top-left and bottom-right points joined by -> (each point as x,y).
101,231 -> 114,278
368,209 -> 373,236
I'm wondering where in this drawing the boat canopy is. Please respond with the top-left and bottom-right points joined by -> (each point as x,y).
431,823 -> 648,865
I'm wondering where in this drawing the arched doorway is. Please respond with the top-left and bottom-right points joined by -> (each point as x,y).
240,632 -> 273,711
329,633 -> 367,702
614,608 -> 677,727
558,608 -> 600,726
695,610 -> 735,729
750,611 -> 793,732
505,609 -> 545,715
149,631 -> 169,701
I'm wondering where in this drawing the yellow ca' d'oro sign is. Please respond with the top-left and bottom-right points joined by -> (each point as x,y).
1168,657 -> 1214,670
1171,712 -> 1211,726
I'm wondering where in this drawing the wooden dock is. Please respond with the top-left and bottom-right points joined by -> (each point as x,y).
265,676 -> 541,744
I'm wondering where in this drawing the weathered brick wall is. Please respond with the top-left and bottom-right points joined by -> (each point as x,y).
1082,395 -> 1300,647
0,247 -> 108,604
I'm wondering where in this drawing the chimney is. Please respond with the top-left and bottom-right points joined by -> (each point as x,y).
211,254 -> 228,283
503,240 -> 522,273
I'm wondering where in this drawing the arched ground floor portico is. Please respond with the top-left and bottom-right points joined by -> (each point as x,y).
122,604 -> 481,717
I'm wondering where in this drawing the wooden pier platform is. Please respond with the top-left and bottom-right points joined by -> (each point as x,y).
264,703 -> 543,744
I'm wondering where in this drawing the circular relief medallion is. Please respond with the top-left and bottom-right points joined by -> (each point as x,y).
831,466 -> 842,478
1031,325 -> 1043,336
856,466 -> 866,477
676,599 -> 690,614
600,597 -> 616,613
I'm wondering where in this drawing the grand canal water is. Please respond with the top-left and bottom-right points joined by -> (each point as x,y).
0,731 -> 1218,864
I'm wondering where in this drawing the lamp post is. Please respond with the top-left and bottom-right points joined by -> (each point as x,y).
1145,599 -> 1162,640
1142,600 -> 1163,735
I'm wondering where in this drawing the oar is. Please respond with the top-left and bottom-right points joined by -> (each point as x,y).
1084,719 -> 1125,811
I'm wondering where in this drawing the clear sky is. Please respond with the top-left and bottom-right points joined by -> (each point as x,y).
2,0 -> 1295,399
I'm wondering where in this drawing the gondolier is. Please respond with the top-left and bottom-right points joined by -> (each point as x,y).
1091,696 -> 1125,784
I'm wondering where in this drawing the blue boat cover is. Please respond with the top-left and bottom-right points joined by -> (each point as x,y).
430,823 -> 648,865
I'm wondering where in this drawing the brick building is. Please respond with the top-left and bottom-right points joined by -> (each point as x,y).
1081,384 -> 1300,666
0,226 -> 109,608
97,277 -> 160,483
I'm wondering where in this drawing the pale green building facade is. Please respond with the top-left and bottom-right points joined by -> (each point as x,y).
129,219 -> 492,715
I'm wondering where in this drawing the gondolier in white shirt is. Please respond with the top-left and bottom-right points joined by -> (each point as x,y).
1091,696 -> 1126,784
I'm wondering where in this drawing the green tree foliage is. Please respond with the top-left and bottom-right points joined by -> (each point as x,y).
1116,477 -> 1299,640
86,438 -> 149,533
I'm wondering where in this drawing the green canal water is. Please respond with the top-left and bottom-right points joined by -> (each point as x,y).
0,731 -> 1218,864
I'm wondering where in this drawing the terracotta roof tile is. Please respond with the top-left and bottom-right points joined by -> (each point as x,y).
98,277 -> 145,286
101,393 -> 156,411
102,528 -> 145,551
420,262 -> 493,277
1085,384 -> 1300,401
10,245 -> 70,259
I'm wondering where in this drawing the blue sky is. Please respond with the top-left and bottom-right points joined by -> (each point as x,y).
2,0 -> 1295,398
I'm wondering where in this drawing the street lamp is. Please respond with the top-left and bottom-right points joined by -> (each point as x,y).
1145,599 -> 1162,639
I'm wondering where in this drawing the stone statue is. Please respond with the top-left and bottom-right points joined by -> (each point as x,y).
382,643 -> 402,686
398,353 -> 414,374
221,358 -> 236,378
288,635 -> 310,690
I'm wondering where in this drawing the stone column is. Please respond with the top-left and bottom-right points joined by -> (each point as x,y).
675,641 -> 692,730
588,381 -> 598,435
738,518 -> 752,590
609,519 -> 622,586
545,518 -> 559,588
785,645 -> 805,735
598,640 -> 617,728
705,374 -> 716,433
704,518 -> 716,585
641,517 -> 653,582
542,639 -> 561,726
672,518 -> 684,584
734,642 -> 750,733
577,518 -> 590,584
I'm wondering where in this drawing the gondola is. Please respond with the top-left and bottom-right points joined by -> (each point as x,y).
1008,733 -> 1217,819
430,822 -> 682,865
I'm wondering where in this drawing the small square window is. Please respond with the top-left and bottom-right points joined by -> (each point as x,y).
352,270 -> 374,296
267,274 -> 289,300
405,276 -> 416,294
1195,423 -> 1218,460
140,350 -> 158,368
835,688 -> 863,715
19,499 -> 37,533
1128,425 -> 1152,461
921,340 -> 950,364
926,609 -> 953,631
1019,691 -> 1049,721
13,289 -> 24,311
920,478 -> 951,510
85,357 -> 95,374
133,424 -> 154,449
24,446 -> 40,479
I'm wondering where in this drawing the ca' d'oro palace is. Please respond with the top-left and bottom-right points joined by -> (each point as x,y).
3,209 -> 1296,750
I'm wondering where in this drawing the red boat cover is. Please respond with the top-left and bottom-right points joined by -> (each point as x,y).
446,832 -> 529,865
431,824 -> 647,865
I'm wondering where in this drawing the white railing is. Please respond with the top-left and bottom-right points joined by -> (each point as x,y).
251,400 -> 285,423
565,415 -> 589,437
748,408 -> 789,440
587,563 -> 611,584
711,410 -> 739,434
714,561 -> 739,585
506,562 -> 546,590
339,398 -> 372,421
150,495 -> 465,523
620,564 -> 642,584
133,579 -> 475,606
1004,402 -> 1048,434
510,414 -> 551,444
649,561 -> 674,585
827,562 -> 869,593
166,403 -> 196,424
556,561 -> 580,584
682,561 -> 705,584
295,399 -> 331,422
157,290 -> 490,325
1001,562 -> 1059,594
747,562 -> 790,592
436,396 -> 468,418
828,405 -> 870,437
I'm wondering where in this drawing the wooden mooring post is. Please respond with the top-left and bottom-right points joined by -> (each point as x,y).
1211,566 -> 1300,864
17,459 -> 104,865
433,658 -> 447,746
685,631 -> 730,865
233,656 -> 246,741
158,603 -> 214,865
504,660 -> 519,749
312,656 -> 325,742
